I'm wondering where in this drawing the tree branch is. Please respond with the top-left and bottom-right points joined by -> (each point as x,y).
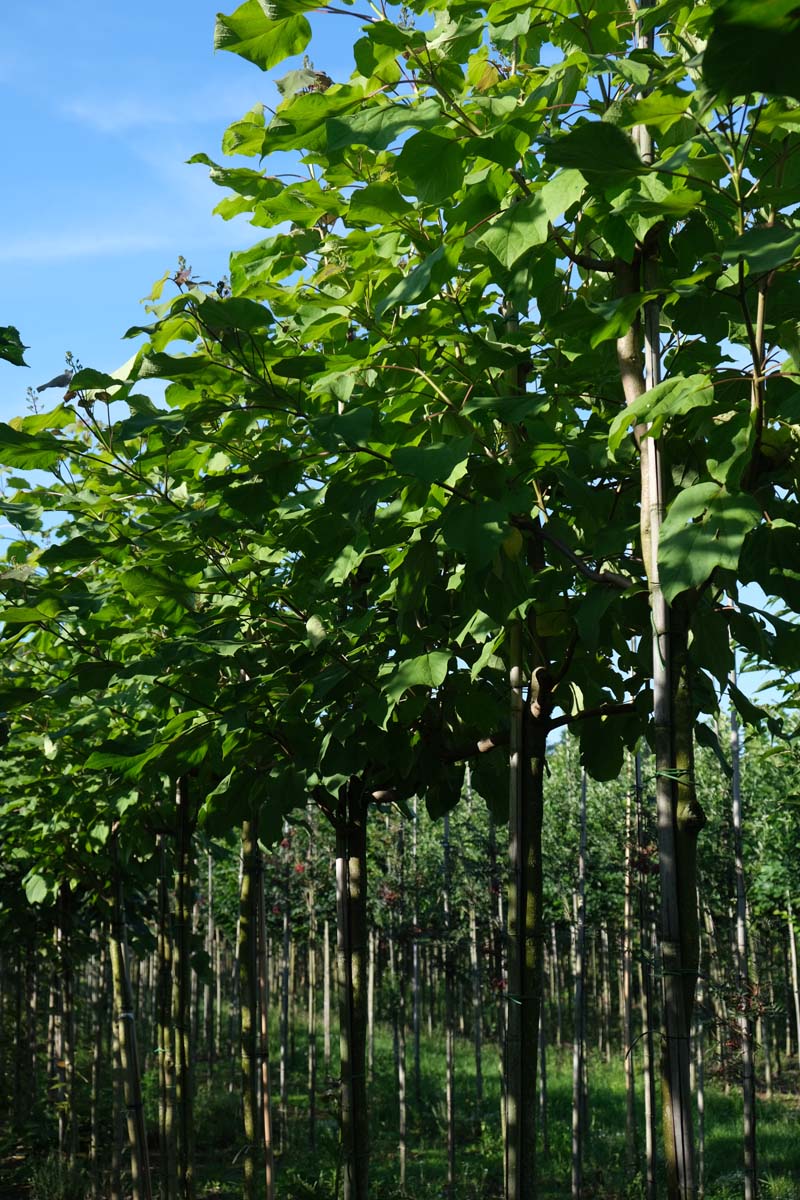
540,527 -> 633,591
549,224 -> 621,275
441,729 -> 509,763
550,699 -> 637,730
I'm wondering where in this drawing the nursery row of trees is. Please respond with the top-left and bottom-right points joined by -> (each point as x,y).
2,0 -> 800,1197
1,736 -> 799,1198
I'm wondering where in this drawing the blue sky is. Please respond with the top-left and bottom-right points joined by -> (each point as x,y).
0,1 -> 359,419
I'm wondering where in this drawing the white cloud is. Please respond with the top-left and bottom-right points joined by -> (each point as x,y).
0,229 -> 172,263
62,97 -> 181,134
62,82 -> 269,135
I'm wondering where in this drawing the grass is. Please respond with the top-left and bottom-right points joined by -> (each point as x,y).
5,1020 -> 799,1198
178,1022 -> 800,1199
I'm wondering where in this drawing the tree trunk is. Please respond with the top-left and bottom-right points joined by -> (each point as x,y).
157,834 -> 177,1200
617,22 -> 706,1194
204,851 -> 215,1081
538,1007 -> 548,1159
787,896 -> 800,1070
505,619 -> 548,1200
623,779 -> 637,1172
367,927 -> 376,1082
279,845 -> 291,1150
239,819 -> 259,1200
90,940 -> 108,1200
396,819 -> 408,1189
571,771 -> 587,1200
173,778 -> 195,1200
729,683 -> 757,1199
257,844 -> 276,1200
109,858 -> 153,1200
696,923 -> 706,1200
636,752 -> 657,1200
323,918 -> 332,1072
307,860 -> 318,1151
412,797 -> 422,1105
443,812 -> 456,1195
335,782 -> 369,1200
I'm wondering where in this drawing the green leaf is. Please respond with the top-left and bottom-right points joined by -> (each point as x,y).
327,98 -> 442,152
68,368 -> 125,392
612,91 -> 692,132
392,437 -> 472,486
695,722 -> 732,778
441,501 -> 508,569
704,1 -> 800,102
25,874 -> 49,905
0,422 -> 74,470
119,566 -> 195,612
659,483 -> 761,602
0,599 -> 62,625
728,681 -> 772,730
723,225 -> 800,275
478,171 -> 584,268
375,244 -> 458,317
214,0 -> 312,71
325,543 -> 367,584
348,183 -> 413,225
0,325 -> 28,367
385,651 -> 451,702
547,122 -> 644,183
396,132 -> 465,206
424,761 -> 465,819
608,374 -> 715,456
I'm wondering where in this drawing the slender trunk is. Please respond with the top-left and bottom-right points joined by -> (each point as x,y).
52,922 -> 66,1168
158,835 -> 177,1200
551,924 -> 562,1053
257,846 -> 276,1200
205,851 -> 214,1082
230,848 -> 244,1095
787,896 -> 800,1070
215,930 -> 223,1073
26,942 -> 38,1112
280,849 -> 291,1150
109,859 -> 153,1200
240,819 -> 259,1200
324,918 -> 332,1071
90,940 -> 109,1195
90,941 -> 108,1200
60,890 -> 79,1178
505,620 -> 548,1200
729,684 -> 757,1200
307,868 -> 318,1151
696,923 -> 706,1200
443,812 -> 456,1195
756,932 -> 773,1099
412,797 -> 422,1104
174,779 -> 195,1200
397,819 -> 408,1189
469,901 -> 483,1118
617,19 -> 705,1195
335,783 -> 369,1200
538,1007 -> 548,1159
601,925 -> 612,1064
636,753 -> 657,1200
623,779 -> 637,1172
571,771 -> 587,1200
367,928 -> 376,1082
111,986 -> 124,1200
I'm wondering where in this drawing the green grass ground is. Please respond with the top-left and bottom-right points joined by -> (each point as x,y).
8,1021 -> 800,1198
183,1024 -> 800,1199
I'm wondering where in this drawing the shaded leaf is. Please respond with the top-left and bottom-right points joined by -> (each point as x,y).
659,483 -> 760,602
